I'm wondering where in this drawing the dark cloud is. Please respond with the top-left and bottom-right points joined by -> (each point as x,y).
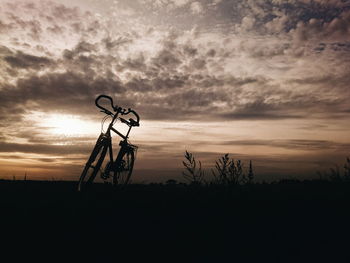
0,45 -> 347,122
102,36 -> 133,50
0,141 -> 90,155
0,70 -> 125,125
151,49 -> 182,69
0,0 -> 348,121
50,3 -> 80,21
0,45 -> 13,55
47,24 -> 65,35
4,51 -> 53,69
120,55 -> 146,71
72,41 -> 97,55
215,139 -> 350,151
221,112 -> 303,120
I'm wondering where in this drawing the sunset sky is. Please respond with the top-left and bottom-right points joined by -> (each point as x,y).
0,0 -> 349,182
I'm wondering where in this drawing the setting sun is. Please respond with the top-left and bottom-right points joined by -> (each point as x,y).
42,114 -> 98,136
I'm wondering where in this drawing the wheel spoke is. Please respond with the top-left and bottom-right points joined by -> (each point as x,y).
113,149 -> 135,186
78,137 -> 108,191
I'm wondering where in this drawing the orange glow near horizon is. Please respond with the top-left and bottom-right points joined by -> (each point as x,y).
1,114 -> 349,182
35,113 -> 99,137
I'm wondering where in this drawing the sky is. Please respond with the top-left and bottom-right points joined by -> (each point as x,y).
0,0 -> 349,182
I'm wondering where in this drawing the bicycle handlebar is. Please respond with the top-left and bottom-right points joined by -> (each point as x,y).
95,95 -> 115,115
95,95 -> 140,126
124,109 -> 140,125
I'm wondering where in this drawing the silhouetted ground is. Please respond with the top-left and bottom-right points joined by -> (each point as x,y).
1,179 -> 350,261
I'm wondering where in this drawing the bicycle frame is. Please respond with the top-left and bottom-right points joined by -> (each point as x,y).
99,111 -> 135,176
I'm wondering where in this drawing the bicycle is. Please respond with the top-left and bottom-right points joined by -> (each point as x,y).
78,95 -> 140,191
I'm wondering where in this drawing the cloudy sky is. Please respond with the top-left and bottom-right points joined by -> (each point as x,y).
0,0 -> 349,182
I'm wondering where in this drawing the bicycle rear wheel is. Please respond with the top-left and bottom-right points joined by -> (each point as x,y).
113,150 -> 135,186
78,136 -> 108,191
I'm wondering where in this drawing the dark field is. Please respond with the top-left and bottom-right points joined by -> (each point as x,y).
1,180 -> 350,261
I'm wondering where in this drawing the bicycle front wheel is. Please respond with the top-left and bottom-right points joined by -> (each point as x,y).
113,150 -> 135,186
78,137 -> 108,191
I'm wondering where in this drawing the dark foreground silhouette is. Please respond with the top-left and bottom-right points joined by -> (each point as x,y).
1,179 -> 350,261
79,94 -> 140,191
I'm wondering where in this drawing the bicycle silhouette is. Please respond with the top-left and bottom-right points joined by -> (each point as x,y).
78,95 -> 140,191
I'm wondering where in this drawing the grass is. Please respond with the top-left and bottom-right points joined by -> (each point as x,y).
1,179 -> 350,261
3,154 -> 348,260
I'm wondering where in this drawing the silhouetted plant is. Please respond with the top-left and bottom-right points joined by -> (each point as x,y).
212,154 -> 246,185
329,165 -> 342,182
316,170 -> 324,180
344,157 -> 350,181
182,150 -> 205,185
229,159 -> 245,185
212,154 -> 230,184
317,157 -> 350,182
247,160 -> 254,184
166,179 -> 178,185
